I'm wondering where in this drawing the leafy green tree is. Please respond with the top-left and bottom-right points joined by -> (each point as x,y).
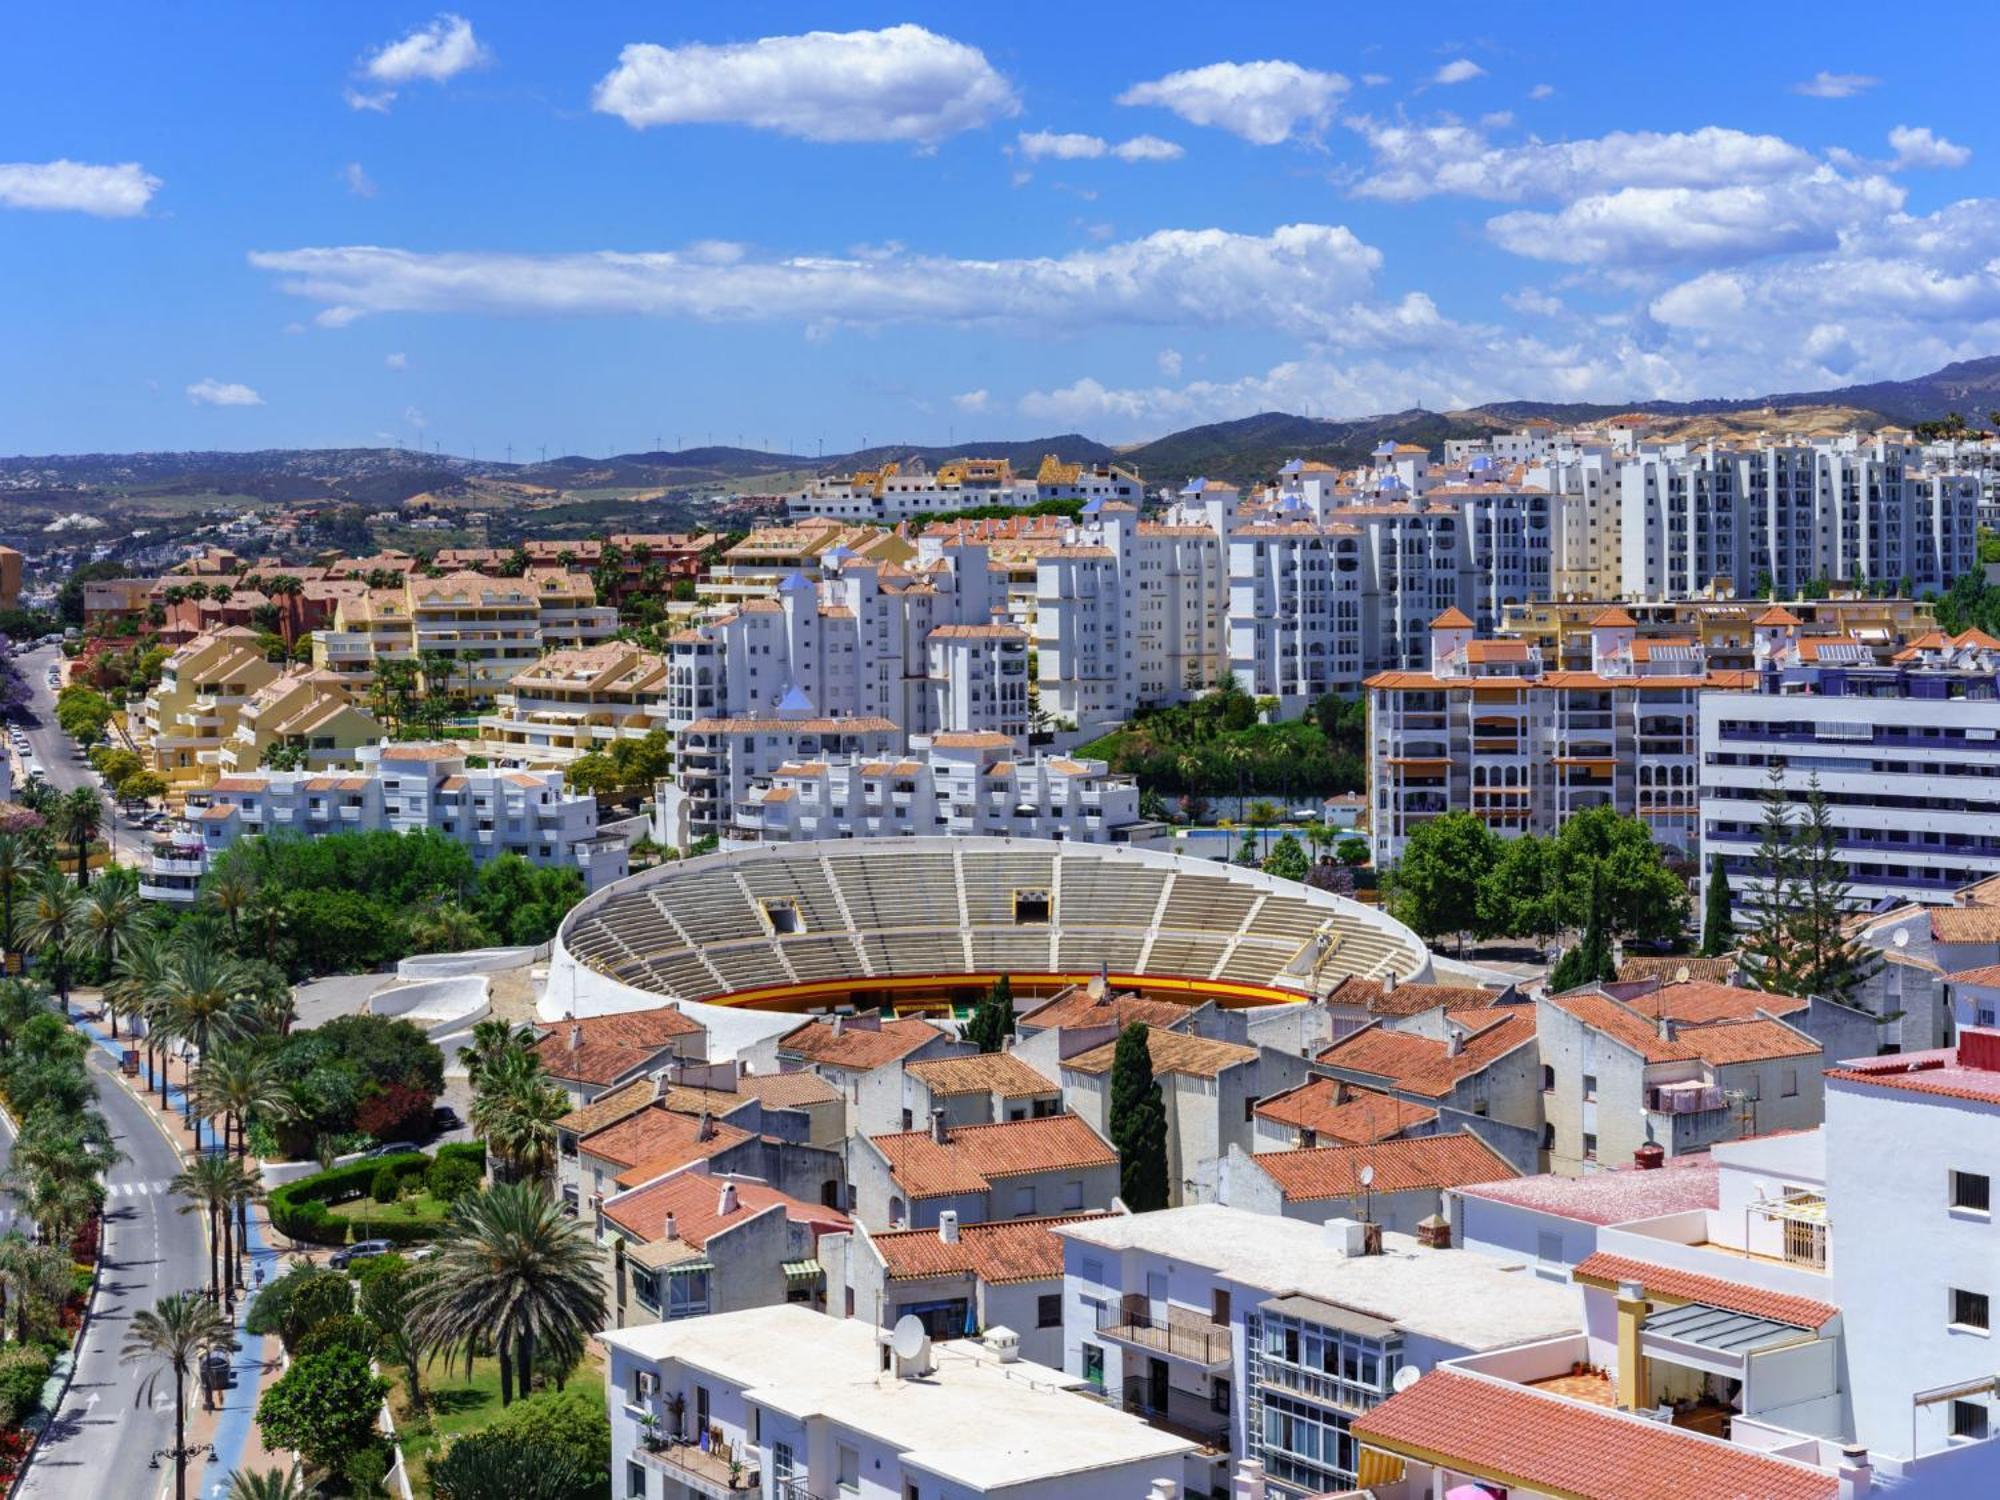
473,855 -> 584,947
486,1385 -> 612,1496
1261,832 -> 1310,882
1478,834 -> 1557,945
255,1346 -> 389,1475
1385,811 -> 1497,952
1335,835 -> 1370,868
246,1262 -> 355,1354
964,974 -> 1014,1054
1547,868 -> 1618,992
356,1253 -> 432,1414
431,1431 -> 591,1500
1545,806 -> 1687,944
1107,1024 -> 1169,1212
1700,854 -> 1734,958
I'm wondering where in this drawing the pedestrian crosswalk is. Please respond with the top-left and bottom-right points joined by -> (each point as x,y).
105,1180 -> 173,1199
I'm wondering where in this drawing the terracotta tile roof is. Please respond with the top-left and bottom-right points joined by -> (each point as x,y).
1679,1017 -> 1820,1064
1615,954 -> 1739,985
870,1114 -> 1116,1200
1061,1026 -> 1257,1080
872,1212 -> 1116,1286
604,1170 -> 849,1248
736,1070 -> 843,1109
1547,993 -> 1817,1066
905,1053 -> 1058,1100
1573,1252 -> 1838,1330
1324,975 -> 1504,1018
1826,1030 -> 2000,1107
1456,1160 -> 1719,1226
778,1017 -> 946,1072
1255,1132 -> 1515,1203
379,743 -> 462,761
1945,962 -> 2000,987
1351,1367 -> 1837,1500
580,1104 -> 752,1175
555,1077 -> 656,1137
533,1009 -> 704,1086
1316,1013 -> 1535,1098
1428,607 -> 1474,629
1252,1080 -> 1437,1144
1017,987 -> 1194,1033
1930,905 -> 2000,944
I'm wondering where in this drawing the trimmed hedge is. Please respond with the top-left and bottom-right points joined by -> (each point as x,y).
269,1142 -> 486,1247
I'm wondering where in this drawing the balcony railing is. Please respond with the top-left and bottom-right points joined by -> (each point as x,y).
1096,1300 -> 1232,1366
634,1439 -> 759,1499
1119,1381 -> 1230,1451
1647,1085 -> 1726,1115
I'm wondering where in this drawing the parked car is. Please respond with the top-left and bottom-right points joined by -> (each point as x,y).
329,1239 -> 394,1270
363,1140 -> 419,1158
430,1106 -> 462,1131
200,1350 -> 232,1390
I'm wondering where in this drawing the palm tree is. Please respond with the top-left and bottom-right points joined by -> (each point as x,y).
226,1466 -> 318,1500
409,1183 -> 605,1407
194,1044 -> 292,1159
461,1018 -> 533,1091
409,901 -> 487,954
76,882 -> 149,1036
122,1293 -> 239,1500
158,942 -> 252,1135
22,869 -> 82,1015
171,1150 -> 260,1302
0,832 -> 36,953
203,864 -> 256,950
110,933 -> 175,1099
0,1234 -> 75,1343
58,787 -> 102,888
469,1049 -> 566,1185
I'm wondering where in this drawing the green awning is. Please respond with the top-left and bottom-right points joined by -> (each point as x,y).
664,1260 -> 714,1277
783,1259 -> 824,1285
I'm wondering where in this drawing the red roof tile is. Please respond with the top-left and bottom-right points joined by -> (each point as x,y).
1316,1013 -> 1535,1098
870,1114 -> 1115,1200
1254,1132 -> 1515,1203
1017,987 -> 1195,1033
905,1053 -> 1058,1099
1455,1161 -> 1719,1226
1061,1026 -> 1257,1080
871,1212 -> 1115,1286
1253,1080 -> 1437,1144
778,1017 -> 946,1072
1572,1252 -> 1837,1330
1324,975 -> 1503,1018
1351,1367 -> 1836,1500
580,1105 -> 751,1176
532,1008 -> 703,1085
604,1170 -> 848,1248
1826,1032 -> 2000,1108
1930,906 -> 2000,944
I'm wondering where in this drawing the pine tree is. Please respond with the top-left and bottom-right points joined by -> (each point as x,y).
965,974 -> 1015,1055
1741,763 -> 1803,993
1700,853 -> 1734,958
1108,1023 -> 1169,1212
1788,777 -> 1881,1005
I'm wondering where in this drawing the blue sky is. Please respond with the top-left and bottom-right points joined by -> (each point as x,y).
3,3 -> 1996,457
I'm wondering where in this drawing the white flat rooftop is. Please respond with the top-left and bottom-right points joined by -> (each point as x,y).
1058,1204 -> 1582,1352
604,1305 -> 1192,1489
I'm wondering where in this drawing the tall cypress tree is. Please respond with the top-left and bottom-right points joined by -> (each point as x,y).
1108,1023 -> 1169,1212
1700,853 -> 1735,958
965,974 -> 1015,1054
1548,866 -> 1617,992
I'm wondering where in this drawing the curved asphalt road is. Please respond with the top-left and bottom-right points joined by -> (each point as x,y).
16,1048 -> 209,1500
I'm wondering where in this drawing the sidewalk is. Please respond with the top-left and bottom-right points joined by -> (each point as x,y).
70,997 -> 284,1493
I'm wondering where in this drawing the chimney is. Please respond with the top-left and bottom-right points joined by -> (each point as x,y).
831,1014 -> 845,1038
717,1180 -> 739,1216
1837,1445 -> 1872,1500
1381,971 -> 1397,995
697,1110 -> 715,1141
938,1209 -> 960,1244
1633,1142 -> 1665,1171
1231,1461 -> 1267,1500
568,1023 -> 583,1051
930,1109 -> 950,1146
1323,1217 -> 1380,1257
1088,971 -> 1108,1002
663,1211 -> 678,1241
1415,1213 -> 1451,1249
652,1075 -> 669,1102
1332,1080 -> 1350,1105
1657,1014 -> 1676,1043
1445,1029 -> 1464,1058
1146,1481 -> 1179,1500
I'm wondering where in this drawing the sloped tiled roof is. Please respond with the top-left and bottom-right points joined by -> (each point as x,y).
532,1008 -> 704,1086
1016,987 -> 1195,1033
1324,975 -> 1504,1018
778,1017 -> 945,1071
872,1212 -> 1115,1286
905,1053 -> 1058,1099
1547,993 -> 1818,1066
1351,1367 -> 1837,1500
555,1077 -> 656,1138
1254,1132 -> 1516,1203
1061,1025 -> 1257,1080
735,1070 -> 843,1109
1615,954 -> 1739,986
871,1114 -> 1115,1200
1573,1251 -> 1837,1330
1931,906 -> 2000,944
1316,1013 -> 1535,1098
604,1170 -> 848,1248
1252,1080 -> 1437,1144
580,1105 -> 751,1175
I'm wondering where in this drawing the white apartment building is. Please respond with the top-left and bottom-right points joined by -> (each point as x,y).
923,624 -> 1029,739
1369,608 -> 1745,865
788,454 -> 1142,523
142,740 -> 626,901
666,712 -> 900,845
478,644 -> 671,768
702,732 -> 1149,849
1700,620 -> 2000,911
604,1303 -> 1192,1500
1058,1205 -> 1582,1498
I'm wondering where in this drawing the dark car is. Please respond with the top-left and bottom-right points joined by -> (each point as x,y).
431,1105 -> 462,1131
330,1239 -> 394,1270
363,1140 -> 419,1158
200,1350 -> 232,1390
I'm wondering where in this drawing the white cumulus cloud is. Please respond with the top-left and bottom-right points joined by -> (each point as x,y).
592,25 -> 1017,144
1433,59 -> 1486,85
0,160 -> 159,217
1117,60 -> 1348,146
348,14 -> 489,110
341,162 -> 377,198
952,389 -> 989,413
1528,83 -> 1555,100
385,352 -> 408,370
1888,125 -> 1971,171
247,223 -> 1385,337
186,379 -> 264,407
1793,70 -> 1878,99
1017,131 -> 1183,163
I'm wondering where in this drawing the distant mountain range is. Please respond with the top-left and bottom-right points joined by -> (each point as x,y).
5,356 -> 1996,504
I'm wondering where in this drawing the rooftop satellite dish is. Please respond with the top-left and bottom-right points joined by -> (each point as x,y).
1359,1164 -> 1375,1189
1392,1365 -> 1422,1393
1893,928 -> 1910,949
890,1315 -> 927,1363
1674,964 -> 1690,984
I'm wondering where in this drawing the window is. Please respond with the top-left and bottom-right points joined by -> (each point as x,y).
1953,1171 -> 1991,1214
626,1459 -> 648,1497
1952,1288 -> 1990,1332
1953,1401 -> 1990,1441
1212,1376 -> 1232,1415
1582,1132 -> 1598,1162
1541,1064 -> 1555,1092
1038,1294 -> 1062,1328
1062,1179 -> 1084,1211
632,1269 -> 660,1313
1582,1073 -> 1598,1100
771,1442 -> 796,1482
837,1442 -> 861,1493
1012,1184 -> 1036,1217
1781,1067 -> 1799,1098
1213,1288 -> 1232,1324
1081,1342 -> 1105,1391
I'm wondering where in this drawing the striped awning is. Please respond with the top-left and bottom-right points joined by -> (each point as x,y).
783,1259 -> 824,1285
1355,1447 -> 1407,1486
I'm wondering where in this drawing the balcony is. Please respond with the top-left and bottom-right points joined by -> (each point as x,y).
632,1438 -> 759,1499
1646,1083 -> 1726,1115
1118,1381 -> 1230,1453
1096,1298 -> 1232,1367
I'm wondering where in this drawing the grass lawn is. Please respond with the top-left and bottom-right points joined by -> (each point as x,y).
325,1193 -> 453,1230
386,1349 -> 605,1488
